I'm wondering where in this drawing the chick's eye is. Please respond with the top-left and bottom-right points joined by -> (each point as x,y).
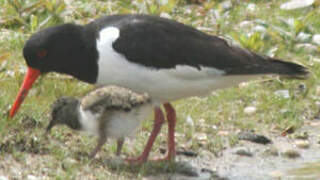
37,50 -> 47,58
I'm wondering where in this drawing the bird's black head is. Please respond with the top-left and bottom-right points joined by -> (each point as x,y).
23,23 -> 98,83
46,97 -> 81,133
10,23 -> 98,119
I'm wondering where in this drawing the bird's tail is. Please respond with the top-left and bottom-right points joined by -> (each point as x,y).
269,58 -> 309,78
257,55 -> 309,79
226,51 -> 309,79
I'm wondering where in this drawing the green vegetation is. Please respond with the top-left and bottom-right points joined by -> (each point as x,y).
0,0 -> 319,179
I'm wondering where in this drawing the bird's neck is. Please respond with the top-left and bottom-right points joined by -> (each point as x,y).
71,26 -> 99,84
52,25 -> 99,84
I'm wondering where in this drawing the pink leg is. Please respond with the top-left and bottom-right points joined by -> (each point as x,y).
126,106 -> 165,164
162,103 -> 176,161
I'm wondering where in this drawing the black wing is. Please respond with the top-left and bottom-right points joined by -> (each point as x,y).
109,14 -> 306,76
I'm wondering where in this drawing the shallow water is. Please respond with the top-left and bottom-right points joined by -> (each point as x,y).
286,160 -> 320,180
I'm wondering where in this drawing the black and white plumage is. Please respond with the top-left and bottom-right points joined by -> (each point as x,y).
11,14 -> 308,115
46,86 -> 152,158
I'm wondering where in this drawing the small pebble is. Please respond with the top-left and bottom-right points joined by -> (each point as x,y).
312,34 -> 320,45
244,106 -> 257,115
186,115 -> 194,127
160,12 -> 172,19
221,1 -> 232,10
158,0 -> 168,6
269,171 -> 283,178
280,0 -> 314,10
27,175 -> 38,180
238,131 -> 272,144
293,131 -> 309,140
295,140 -> 310,149
62,157 -> 78,170
274,90 -> 290,99
253,25 -> 267,33
217,130 -> 229,136
234,147 -> 253,157
196,133 -> 207,141
316,86 -> 320,96
295,43 -> 318,53
238,21 -> 254,29
282,149 -> 300,159
263,146 -> 279,157
296,32 -> 312,43
247,3 -> 256,11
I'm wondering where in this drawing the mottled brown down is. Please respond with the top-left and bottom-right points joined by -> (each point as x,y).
81,86 -> 150,113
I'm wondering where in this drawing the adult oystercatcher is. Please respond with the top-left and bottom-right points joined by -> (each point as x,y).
9,14 -> 308,163
46,86 -> 152,158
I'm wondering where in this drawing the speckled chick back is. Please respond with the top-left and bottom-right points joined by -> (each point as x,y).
81,86 -> 150,113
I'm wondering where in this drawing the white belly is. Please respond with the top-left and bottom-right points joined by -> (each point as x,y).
79,104 -> 152,139
106,104 -> 152,139
95,27 -> 260,102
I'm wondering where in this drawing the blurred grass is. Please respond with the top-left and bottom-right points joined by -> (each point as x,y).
0,0 -> 320,179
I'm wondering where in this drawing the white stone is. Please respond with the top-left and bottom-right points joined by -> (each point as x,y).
5,70 -> 15,77
253,25 -> 267,33
196,133 -> 207,141
244,106 -> 257,115
160,12 -> 172,19
238,21 -> 255,29
221,1 -> 232,10
280,0 -> 314,10
247,3 -> 256,11
312,34 -> 320,45
295,140 -> 310,149
296,43 -> 318,52
0,176 -> 9,180
27,175 -> 38,180
287,18 -> 295,27
280,109 -> 290,114
269,171 -> 283,178
296,32 -> 312,42
274,90 -> 290,99
158,0 -> 168,6
186,115 -> 194,127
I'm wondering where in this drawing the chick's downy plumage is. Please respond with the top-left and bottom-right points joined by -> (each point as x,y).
47,86 -> 152,157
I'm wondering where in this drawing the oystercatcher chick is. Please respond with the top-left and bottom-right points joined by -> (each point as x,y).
46,86 -> 152,158
9,14 -> 308,163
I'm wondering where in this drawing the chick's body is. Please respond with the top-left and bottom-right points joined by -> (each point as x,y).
47,86 -> 152,157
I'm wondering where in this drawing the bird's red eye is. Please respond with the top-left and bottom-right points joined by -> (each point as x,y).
37,50 -> 47,58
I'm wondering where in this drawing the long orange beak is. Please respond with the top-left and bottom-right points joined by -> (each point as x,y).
9,67 -> 41,118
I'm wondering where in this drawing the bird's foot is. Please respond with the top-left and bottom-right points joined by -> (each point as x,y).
152,153 -> 175,162
125,155 -> 147,164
